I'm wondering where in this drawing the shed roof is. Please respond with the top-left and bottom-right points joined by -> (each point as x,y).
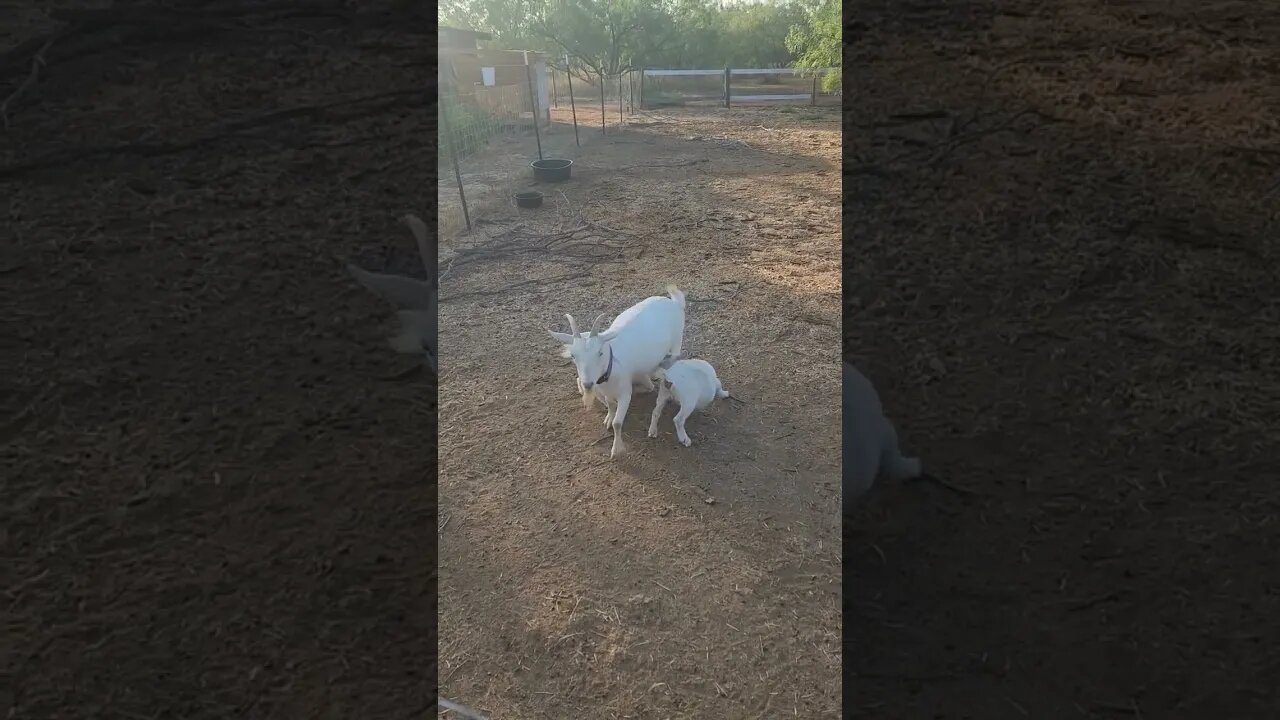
438,25 -> 493,39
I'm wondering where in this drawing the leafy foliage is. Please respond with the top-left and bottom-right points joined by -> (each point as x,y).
785,0 -> 841,91
441,0 -> 840,81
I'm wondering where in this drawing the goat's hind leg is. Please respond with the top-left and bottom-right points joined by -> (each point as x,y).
879,418 -> 921,479
672,396 -> 696,447
648,382 -> 671,438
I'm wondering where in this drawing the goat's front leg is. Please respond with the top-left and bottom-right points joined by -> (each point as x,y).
609,385 -> 633,459
602,395 -> 616,428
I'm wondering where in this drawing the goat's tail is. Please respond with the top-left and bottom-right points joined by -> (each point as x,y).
666,285 -> 686,310
716,382 -> 729,399
887,454 -> 923,481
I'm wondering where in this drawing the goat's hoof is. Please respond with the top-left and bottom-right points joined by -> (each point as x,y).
647,427 -> 658,438
678,435 -> 692,447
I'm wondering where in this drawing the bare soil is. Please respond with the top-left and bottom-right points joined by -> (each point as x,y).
2,4 -> 437,718
436,104 -> 842,717
845,1 -> 1280,718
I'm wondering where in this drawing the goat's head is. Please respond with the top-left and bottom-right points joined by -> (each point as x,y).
548,313 -> 618,390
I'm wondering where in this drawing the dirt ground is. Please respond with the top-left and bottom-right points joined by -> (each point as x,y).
436,105 -> 842,717
2,4 -> 437,717
845,1 -> 1279,718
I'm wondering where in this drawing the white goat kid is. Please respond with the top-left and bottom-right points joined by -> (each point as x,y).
549,286 -> 686,459
345,215 -> 437,374
844,361 -> 922,511
647,355 -> 729,447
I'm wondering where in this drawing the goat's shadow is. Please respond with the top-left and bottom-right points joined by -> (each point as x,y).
571,382 -> 836,516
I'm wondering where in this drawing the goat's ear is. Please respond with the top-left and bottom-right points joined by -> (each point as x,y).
598,329 -> 620,342
405,214 -> 436,285
549,330 -> 574,345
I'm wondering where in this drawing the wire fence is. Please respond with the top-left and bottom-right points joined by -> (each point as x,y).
436,61 -> 837,242
437,63 -> 558,239
437,62 -> 643,239
548,68 -> 638,129
438,82 -> 540,169
639,68 -> 840,108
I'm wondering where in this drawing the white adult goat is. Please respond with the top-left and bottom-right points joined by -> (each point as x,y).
549,286 -> 686,459
844,361 -> 922,511
647,354 -> 729,447
346,215 -> 437,374
559,334 -> 657,408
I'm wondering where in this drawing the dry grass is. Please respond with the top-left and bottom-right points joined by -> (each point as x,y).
437,105 -> 842,718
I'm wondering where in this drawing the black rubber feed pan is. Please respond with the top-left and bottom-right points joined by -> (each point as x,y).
514,191 -> 543,209
530,158 -> 573,182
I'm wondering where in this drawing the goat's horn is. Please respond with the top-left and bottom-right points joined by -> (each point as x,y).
565,314 -> 578,336
589,313 -> 607,337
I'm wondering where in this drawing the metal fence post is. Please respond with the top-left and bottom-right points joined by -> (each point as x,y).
438,93 -> 471,232
599,70 -> 606,135
724,67 -> 731,108
526,61 -> 543,160
565,56 -> 580,147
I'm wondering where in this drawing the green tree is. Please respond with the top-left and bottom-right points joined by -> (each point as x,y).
662,0 -> 723,68
439,0 -> 840,79
533,0 -> 677,79
785,0 -> 840,91
720,2 -> 808,68
442,0 -> 549,49
441,0 -> 677,82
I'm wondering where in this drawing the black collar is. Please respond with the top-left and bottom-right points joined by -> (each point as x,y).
596,347 -> 615,384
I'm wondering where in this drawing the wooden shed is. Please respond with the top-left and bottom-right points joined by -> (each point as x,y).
438,25 -> 491,51
441,43 -> 551,126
